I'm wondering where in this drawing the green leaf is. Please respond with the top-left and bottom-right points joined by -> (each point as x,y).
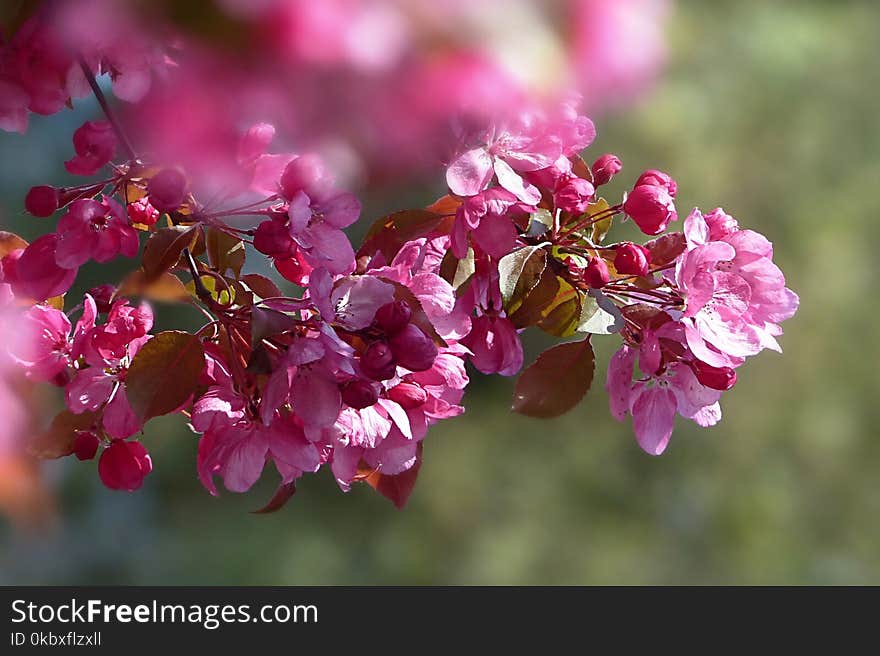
498,244 -> 549,304
141,225 -> 198,280
577,290 -> 624,334
537,278 -> 582,337
512,337 -> 595,419
126,331 -> 206,423
589,199 -> 614,243
206,228 -> 246,278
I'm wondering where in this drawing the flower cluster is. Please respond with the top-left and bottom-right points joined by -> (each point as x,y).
0,0 -> 795,510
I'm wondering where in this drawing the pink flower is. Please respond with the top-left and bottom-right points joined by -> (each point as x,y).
64,121 -> 117,176
635,169 -> 677,197
451,188 -> 529,259
11,305 -> 73,382
461,314 -> 523,376
126,197 -> 160,226
606,335 -> 722,456
14,234 -> 78,301
554,176 -> 596,214
676,208 -> 799,366
98,439 -> 152,492
55,197 -> 139,269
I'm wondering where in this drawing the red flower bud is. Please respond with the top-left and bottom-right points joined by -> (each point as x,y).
554,176 -> 595,214
147,168 -> 188,212
387,382 -> 428,409
281,155 -> 327,201
374,300 -> 412,335
73,432 -> 100,461
690,360 -> 737,391
253,219 -> 294,257
585,256 -> 610,288
388,324 -> 438,372
127,197 -> 160,226
25,185 -> 59,217
274,250 -> 313,286
360,341 -> 397,381
98,439 -> 152,492
87,284 -> 116,313
341,379 -> 380,409
614,242 -> 651,277
635,169 -> 677,197
623,183 -> 677,235
591,153 -> 622,186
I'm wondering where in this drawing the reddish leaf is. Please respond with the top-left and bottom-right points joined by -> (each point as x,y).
206,227 -> 245,278
362,444 -> 423,509
512,337 -> 595,418
126,331 -> 206,422
425,194 -> 462,215
645,232 -> 686,267
241,273 -> 282,300
357,210 -> 452,262
252,482 -> 297,514
29,410 -> 96,459
251,306 -> 297,345
116,270 -> 191,303
141,225 -> 198,280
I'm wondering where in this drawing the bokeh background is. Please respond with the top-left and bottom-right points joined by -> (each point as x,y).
1,0 -> 878,584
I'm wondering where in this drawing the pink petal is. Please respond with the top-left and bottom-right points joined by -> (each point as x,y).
103,387 -> 142,439
630,384 -> 677,455
493,158 -> 541,204
446,147 -> 493,196
66,369 -> 114,414
606,346 -> 636,420
291,371 -> 341,427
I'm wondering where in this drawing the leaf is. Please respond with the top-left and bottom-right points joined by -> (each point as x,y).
0,231 -> 27,257
206,228 -> 246,278
117,270 -> 191,303
185,275 -> 235,305
30,410 -> 96,459
357,210 -> 452,262
425,194 -> 461,215
589,199 -> 614,243
497,244 -> 549,304
512,338 -> 595,419
251,306 -> 298,345
528,208 -> 554,235
507,268 -> 561,329
126,331 -> 206,423
141,225 -> 198,280
46,295 -> 65,311
241,273 -> 282,300
252,482 -> 297,514
645,232 -> 686,267
361,444 -> 423,510
577,290 -> 624,335
537,278 -> 582,337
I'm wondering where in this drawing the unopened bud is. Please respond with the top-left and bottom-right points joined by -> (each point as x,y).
73,432 -> 100,461
585,256 -> 610,288
613,242 -> 651,277
635,169 -> 677,197
690,360 -> 737,391
25,185 -> 59,217
590,153 -> 622,186
388,324 -> 438,372
623,184 -> 677,236
341,379 -> 380,409
374,300 -> 412,335
387,382 -> 428,409
147,168 -> 188,212
360,341 -> 397,381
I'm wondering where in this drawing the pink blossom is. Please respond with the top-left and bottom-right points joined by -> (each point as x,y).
461,314 -> 523,376
14,234 -> 78,301
623,183 -> 677,235
11,305 -> 73,382
676,208 -> 799,366
55,197 -> 139,269
64,121 -> 117,176
451,188 -> 531,259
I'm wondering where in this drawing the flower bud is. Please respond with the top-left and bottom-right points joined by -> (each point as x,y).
613,242 -> 651,277
147,168 -> 188,212
281,154 -> 328,201
374,300 -> 412,335
87,284 -> 116,313
25,185 -> 59,217
591,153 -> 622,186
690,360 -> 737,391
623,184 -> 677,235
341,379 -> 380,409
253,219 -> 294,257
274,251 -> 313,286
554,176 -> 595,214
635,169 -> 677,197
360,341 -> 397,381
388,324 -> 438,372
387,382 -> 428,409
585,256 -> 610,288
127,197 -> 160,226
98,439 -> 152,492
73,432 -> 100,461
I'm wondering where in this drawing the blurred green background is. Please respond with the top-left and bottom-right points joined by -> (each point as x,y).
2,0 -> 879,584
